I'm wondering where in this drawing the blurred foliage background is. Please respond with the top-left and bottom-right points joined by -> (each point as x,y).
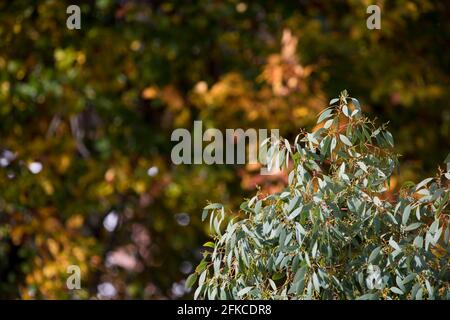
0,0 -> 448,299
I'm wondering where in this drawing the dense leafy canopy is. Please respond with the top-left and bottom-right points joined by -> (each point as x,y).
191,92 -> 449,299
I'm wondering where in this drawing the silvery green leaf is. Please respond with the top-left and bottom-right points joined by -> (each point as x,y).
413,236 -> 423,248
306,279 -> 313,299
415,288 -> 423,300
425,233 -> 433,251
351,109 -> 359,117
220,287 -> 227,300
342,104 -> 350,117
411,283 -> 420,298
307,133 -> 319,145
288,207 -> 302,220
320,136 -> 331,155
295,222 -> 306,235
204,203 -> 223,210
404,222 -> 422,232
268,279 -> 277,291
372,128 -> 380,137
278,228 -> 286,248
214,258 -> 221,276
329,98 -> 339,105
425,280 -> 433,298
323,119 -> 333,129
368,246 -> 382,263
387,213 -> 398,225
356,293 -> 378,300
396,276 -> 406,292
373,196 -> 382,207
288,278 -> 305,295
403,273 -> 417,284
389,238 -> 401,251
429,219 -> 439,233
330,136 -> 337,154
394,202 -> 401,214
194,284 -> 203,300
416,189 -> 430,196
390,287 -> 403,295
311,241 -> 318,258
237,286 -> 253,297
305,252 -> 311,267
433,227 -> 442,243
288,170 -> 295,185
209,287 -> 217,299
286,195 -> 300,213
339,134 -> 352,147
280,192 -> 290,199
312,272 -> 320,292
383,131 -> 394,147
357,161 -> 368,173
414,177 -> 433,191
284,138 -> 292,154
402,205 -> 411,225
199,270 -> 207,287
293,265 -> 307,284
317,109 -> 334,123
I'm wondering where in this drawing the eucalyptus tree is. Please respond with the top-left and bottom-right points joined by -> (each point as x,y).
188,91 -> 450,300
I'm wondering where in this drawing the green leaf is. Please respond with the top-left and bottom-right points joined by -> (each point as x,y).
272,272 -> 284,281
413,236 -> 423,248
185,273 -> 198,289
390,287 -> 403,295
196,260 -> 208,273
329,98 -> 339,105
203,241 -> 215,248
434,190 -> 449,219
320,136 -> 331,155
383,131 -> 394,147
339,134 -> 352,147
403,273 -> 417,284
416,288 -> 423,300
317,109 -> 334,123
357,161 -> 368,173
201,209 -> 209,221
288,207 -> 302,220
237,286 -> 253,297
404,222 -> 422,232
293,266 -> 307,284
268,279 -> 277,291
414,177 -> 433,191
342,105 -> 350,117
402,205 -> 411,225
312,272 -> 320,292
198,270 -> 207,287
330,137 -> 337,154
389,238 -> 401,251
356,293 -> 378,300
194,285 -> 203,300
323,119 -> 333,129
368,246 -> 382,263
204,203 -> 223,210
425,280 -> 433,298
